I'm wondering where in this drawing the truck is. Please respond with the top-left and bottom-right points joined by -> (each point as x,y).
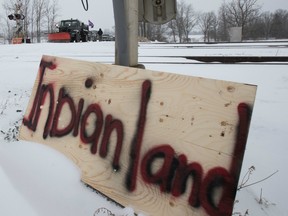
48,19 -> 89,42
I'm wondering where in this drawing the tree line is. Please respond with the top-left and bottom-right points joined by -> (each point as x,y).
1,0 -> 288,43
140,0 -> 288,42
0,0 -> 59,43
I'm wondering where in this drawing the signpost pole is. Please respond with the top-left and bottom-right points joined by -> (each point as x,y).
112,0 -> 139,67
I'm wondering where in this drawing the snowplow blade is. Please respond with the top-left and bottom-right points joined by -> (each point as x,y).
48,32 -> 71,42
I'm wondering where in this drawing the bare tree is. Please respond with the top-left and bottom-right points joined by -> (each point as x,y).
166,19 -> 177,42
181,2 -> 198,42
0,16 -> 3,37
271,9 -> 288,39
32,0 -> 47,42
155,24 -> 168,42
45,0 -> 59,33
1,0 -> 62,42
2,1 -> 12,39
138,21 -> 147,38
244,10 -> 273,40
167,1 -> 198,43
260,11 -> 274,39
198,11 -> 217,42
174,3 -> 185,43
0,16 -> 14,43
223,0 -> 262,39
138,21 -> 168,42
217,4 -> 230,41
144,23 -> 168,42
21,0 -> 31,39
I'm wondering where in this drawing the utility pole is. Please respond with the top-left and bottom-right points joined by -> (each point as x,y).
112,0 -> 139,67
112,0 -> 176,67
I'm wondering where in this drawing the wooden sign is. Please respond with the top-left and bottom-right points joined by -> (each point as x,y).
19,55 -> 257,216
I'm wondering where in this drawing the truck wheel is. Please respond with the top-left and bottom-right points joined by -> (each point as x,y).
75,34 -> 80,42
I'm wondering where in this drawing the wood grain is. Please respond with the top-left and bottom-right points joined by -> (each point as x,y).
19,55 -> 257,216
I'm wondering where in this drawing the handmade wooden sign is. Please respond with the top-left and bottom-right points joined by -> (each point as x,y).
19,55 -> 257,216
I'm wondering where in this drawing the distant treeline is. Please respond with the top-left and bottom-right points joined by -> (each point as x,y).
139,0 -> 288,42
1,0 -> 287,43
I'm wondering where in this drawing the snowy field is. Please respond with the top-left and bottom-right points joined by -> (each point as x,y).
0,41 -> 287,216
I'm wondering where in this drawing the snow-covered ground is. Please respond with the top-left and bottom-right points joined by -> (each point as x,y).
0,41 -> 287,216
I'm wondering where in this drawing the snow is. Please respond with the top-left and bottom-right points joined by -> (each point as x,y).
0,41 -> 287,216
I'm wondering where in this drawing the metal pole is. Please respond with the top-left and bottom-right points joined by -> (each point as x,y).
112,0 -> 138,67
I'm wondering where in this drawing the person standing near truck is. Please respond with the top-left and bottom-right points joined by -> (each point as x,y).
98,28 -> 103,41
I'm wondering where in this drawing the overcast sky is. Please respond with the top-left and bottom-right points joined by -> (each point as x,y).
1,0 -> 288,31
56,0 -> 288,30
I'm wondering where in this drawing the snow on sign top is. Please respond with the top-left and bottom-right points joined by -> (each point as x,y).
19,55 -> 257,216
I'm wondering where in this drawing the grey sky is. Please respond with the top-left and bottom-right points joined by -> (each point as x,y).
58,0 -> 288,30
1,0 -> 288,31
